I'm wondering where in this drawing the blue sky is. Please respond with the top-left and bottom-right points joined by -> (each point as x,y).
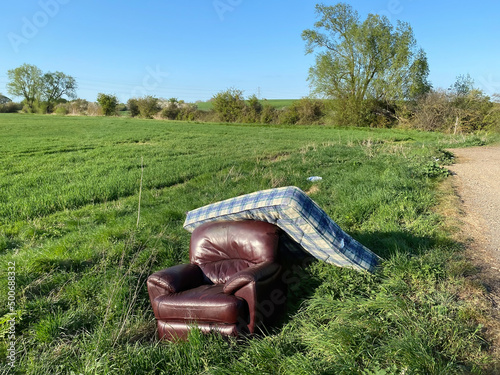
1,0 -> 499,103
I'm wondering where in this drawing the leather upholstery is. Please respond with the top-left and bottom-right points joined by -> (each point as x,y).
147,220 -> 286,340
190,220 -> 279,284
154,284 -> 248,323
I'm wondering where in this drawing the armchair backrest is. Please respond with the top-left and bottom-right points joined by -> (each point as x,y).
190,221 -> 280,284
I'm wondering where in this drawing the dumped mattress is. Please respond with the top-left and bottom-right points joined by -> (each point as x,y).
183,186 -> 381,273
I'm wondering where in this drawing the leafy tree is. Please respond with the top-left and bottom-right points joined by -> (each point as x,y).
302,3 -> 431,126
7,63 -> 43,111
137,95 -> 160,119
96,93 -> 118,116
212,88 -> 246,122
127,98 -> 140,117
42,71 -> 77,113
449,74 -> 474,97
7,64 -> 77,113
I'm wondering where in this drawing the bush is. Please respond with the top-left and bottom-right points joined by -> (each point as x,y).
160,98 -> 181,120
87,102 -> 103,116
68,99 -> 89,115
55,104 -> 69,115
409,84 -> 495,133
451,89 -> 493,132
0,101 -> 22,113
127,98 -> 140,117
96,93 -> 118,116
177,104 -> 199,121
486,100 -> 500,132
241,94 -> 263,123
278,106 -> 300,125
260,103 -> 278,124
410,90 -> 454,131
276,98 -> 326,125
137,96 -> 160,119
212,88 -> 246,122
291,98 -> 325,124
36,101 -> 49,114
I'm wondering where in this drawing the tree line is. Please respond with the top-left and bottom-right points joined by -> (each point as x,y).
4,63 -> 77,114
1,3 -> 498,133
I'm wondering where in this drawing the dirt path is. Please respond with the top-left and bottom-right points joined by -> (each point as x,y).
447,145 -> 500,366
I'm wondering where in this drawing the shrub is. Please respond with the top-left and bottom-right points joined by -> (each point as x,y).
160,98 -> 181,120
160,105 -> 180,120
177,104 -> 199,121
0,101 -> 22,113
96,93 -> 118,116
409,90 -> 454,131
486,99 -> 500,132
450,89 -> 493,133
212,88 -> 246,122
55,104 -> 69,115
291,98 -> 325,125
87,102 -> 103,116
36,101 -> 49,114
69,99 -> 89,115
260,103 -> 278,124
137,96 -> 160,119
127,98 -> 140,117
278,106 -> 300,125
241,94 -> 263,123
409,84 -> 494,133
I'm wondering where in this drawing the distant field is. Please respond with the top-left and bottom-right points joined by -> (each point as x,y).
0,113 -> 495,374
195,99 -> 297,111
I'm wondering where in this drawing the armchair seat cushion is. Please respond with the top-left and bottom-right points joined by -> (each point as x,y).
153,284 -> 248,324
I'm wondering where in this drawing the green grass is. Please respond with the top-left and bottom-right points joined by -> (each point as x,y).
195,99 -> 297,111
0,113 -> 496,374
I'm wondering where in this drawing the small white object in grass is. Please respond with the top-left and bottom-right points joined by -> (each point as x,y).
307,176 -> 323,182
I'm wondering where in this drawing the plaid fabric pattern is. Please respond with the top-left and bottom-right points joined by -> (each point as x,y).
183,186 -> 381,273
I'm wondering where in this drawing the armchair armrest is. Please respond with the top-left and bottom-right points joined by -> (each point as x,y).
223,261 -> 281,295
148,263 -> 204,296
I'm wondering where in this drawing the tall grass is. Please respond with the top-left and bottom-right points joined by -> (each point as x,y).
0,113 -> 496,374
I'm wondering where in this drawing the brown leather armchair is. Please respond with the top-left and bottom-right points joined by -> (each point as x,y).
147,220 -> 287,340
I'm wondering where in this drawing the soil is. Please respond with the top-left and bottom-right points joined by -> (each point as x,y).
447,145 -> 500,368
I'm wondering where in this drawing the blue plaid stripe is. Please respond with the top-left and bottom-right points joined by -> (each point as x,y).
184,186 -> 381,272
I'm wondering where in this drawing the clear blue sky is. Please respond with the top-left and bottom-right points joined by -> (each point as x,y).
1,0 -> 499,103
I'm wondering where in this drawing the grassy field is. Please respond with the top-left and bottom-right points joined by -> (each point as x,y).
0,113 -> 497,374
195,99 -> 297,111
